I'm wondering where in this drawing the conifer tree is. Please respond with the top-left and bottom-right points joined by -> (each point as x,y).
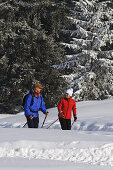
0,0 -> 68,114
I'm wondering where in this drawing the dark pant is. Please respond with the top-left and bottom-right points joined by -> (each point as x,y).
59,117 -> 71,130
26,116 -> 39,128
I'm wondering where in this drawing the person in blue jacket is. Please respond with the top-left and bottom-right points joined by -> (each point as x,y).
24,83 -> 49,128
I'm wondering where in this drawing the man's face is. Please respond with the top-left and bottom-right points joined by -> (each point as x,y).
34,87 -> 41,93
65,93 -> 70,99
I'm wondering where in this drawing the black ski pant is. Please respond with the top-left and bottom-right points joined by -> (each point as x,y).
26,116 -> 39,128
59,117 -> 71,130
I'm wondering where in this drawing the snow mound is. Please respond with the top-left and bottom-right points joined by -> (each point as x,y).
0,140 -> 113,166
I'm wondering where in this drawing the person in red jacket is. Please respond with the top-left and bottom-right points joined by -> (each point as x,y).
58,88 -> 77,130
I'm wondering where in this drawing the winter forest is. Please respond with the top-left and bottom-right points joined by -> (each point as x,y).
0,0 -> 113,114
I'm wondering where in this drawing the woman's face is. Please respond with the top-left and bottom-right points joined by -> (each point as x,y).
65,93 -> 71,99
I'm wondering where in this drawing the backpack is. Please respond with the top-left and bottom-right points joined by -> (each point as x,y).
22,92 -> 34,108
22,91 -> 43,108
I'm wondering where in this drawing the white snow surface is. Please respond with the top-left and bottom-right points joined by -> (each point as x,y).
0,98 -> 113,170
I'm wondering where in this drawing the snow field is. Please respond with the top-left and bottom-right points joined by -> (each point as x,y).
0,98 -> 113,169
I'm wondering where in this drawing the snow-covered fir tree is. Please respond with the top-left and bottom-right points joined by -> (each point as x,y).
56,0 -> 113,101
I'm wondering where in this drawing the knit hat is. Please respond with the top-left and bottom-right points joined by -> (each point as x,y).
34,83 -> 44,89
66,88 -> 73,96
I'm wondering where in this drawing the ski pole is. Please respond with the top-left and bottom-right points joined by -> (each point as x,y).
46,118 -> 59,129
23,122 -> 28,128
71,120 -> 75,128
41,115 -> 47,128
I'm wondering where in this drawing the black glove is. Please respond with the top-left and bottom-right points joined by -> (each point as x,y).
74,115 -> 77,122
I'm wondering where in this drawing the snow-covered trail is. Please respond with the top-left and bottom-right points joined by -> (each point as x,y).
0,98 -> 113,170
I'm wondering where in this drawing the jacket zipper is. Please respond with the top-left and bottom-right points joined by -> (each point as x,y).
65,98 -> 70,119
36,97 -> 38,118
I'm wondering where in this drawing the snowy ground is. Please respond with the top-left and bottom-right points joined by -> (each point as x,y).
0,98 -> 113,170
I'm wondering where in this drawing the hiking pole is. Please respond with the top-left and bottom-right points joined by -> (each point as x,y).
46,118 -> 59,129
71,120 -> 75,128
23,122 -> 28,128
41,115 -> 47,128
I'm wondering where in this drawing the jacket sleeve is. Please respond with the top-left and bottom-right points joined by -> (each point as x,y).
40,96 -> 47,114
58,98 -> 63,112
24,94 -> 33,116
72,100 -> 76,116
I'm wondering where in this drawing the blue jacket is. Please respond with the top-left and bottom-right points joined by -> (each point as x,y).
24,90 -> 46,117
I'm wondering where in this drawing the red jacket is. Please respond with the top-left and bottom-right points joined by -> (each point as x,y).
58,97 -> 76,119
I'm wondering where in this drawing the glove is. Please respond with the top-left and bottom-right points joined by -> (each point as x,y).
74,115 -> 77,122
